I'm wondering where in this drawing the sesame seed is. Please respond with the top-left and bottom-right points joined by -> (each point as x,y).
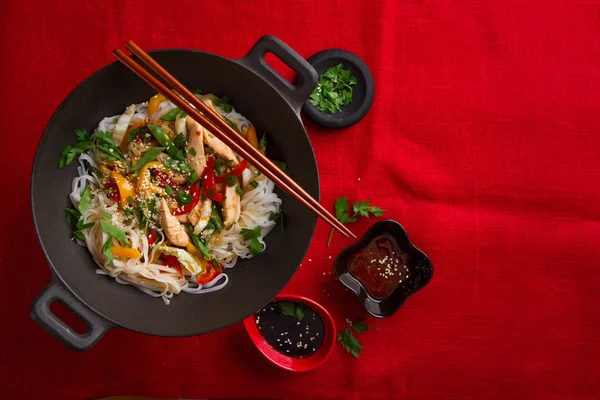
357,177 -> 361,181
328,256 -> 332,259
308,259 -> 312,262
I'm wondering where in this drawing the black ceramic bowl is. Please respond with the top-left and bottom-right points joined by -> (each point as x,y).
334,220 -> 433,318
302,49 -> 374,130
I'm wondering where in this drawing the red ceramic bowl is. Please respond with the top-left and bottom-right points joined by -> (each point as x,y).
243,294 -> 336,372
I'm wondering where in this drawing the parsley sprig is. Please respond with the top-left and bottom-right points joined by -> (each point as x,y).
240,226 -> 264,256
309,64 -> 357,114
328,196 -> 385,246
279,301 -> 306,321
338,317 -> 369,358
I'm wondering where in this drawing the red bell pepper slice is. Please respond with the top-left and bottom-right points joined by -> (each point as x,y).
172,184 -> 200,216
196,261 -> 222,285
161,255 -> 184,279
214,160 -> 248,183
147,230 -> 157,246
105,179 -> 120,202
202,157 -> 224,202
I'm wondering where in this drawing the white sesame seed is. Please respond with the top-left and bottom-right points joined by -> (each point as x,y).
308,259 -> 312,262
358,177 -> 361,181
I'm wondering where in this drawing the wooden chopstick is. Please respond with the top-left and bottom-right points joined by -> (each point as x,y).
112,45 -> 356,239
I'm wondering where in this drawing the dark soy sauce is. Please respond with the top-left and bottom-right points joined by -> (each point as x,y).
255,301 -> 325,358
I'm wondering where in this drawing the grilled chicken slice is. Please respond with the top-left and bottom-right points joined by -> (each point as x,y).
186,119 -> 207,176
190,198 -> 212,235
203,129 -> 239,166
160,199 -> 189,247
222,184 -> 241,228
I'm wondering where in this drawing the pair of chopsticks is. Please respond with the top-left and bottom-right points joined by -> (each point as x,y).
113,41 -> 355,239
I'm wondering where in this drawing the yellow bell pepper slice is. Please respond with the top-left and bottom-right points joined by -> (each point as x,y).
111,246 -> 142,259
110,171 -> 135,206
136,161 -> 168,198
245,125 -> 259,149
148,93 -> 167,117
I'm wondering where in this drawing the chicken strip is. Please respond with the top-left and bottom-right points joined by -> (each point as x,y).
190,198 -> 212,235
160,198 -> 189,247
204,129 -> 239,166
222,184 -> 241,228
186,119 -> 207,176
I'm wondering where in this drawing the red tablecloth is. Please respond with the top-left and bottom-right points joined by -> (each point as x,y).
2,0 -> 600,399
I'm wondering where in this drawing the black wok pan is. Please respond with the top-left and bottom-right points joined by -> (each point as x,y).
30,36 -> 320,351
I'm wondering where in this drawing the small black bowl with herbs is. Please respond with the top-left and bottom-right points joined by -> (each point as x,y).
302,49 -> 374,129
334,220 -> 433,318
243,294 -> 336,372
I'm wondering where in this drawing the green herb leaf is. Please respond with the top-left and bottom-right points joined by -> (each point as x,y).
222,116 -> 240,133
351,318 -> 369,334
249,180 -> 259,188
271,160 -> 287,172
127,126 -> 146,143
164,183 -> 174,196
213,95 -> 233,113
352,201 -> 385,218
65,208 -> 81,224
78,186 -> 92,215
94,130 -> 129,165
176,190 -> 192,205
58,139 -> 94,168
189,170 -> 198,184
295,303 -> 306,321
188,147 -> 197,156
99,219 -> 130,245
126,195 -> 133,203
163,157 -> 191,173
132,147 -> 164,170
240,226 -> 263,256
279,302 -> 296,317
225,174 -> 237,187
338,327 -> 362,358
161,107 -> 181,121
334,197 -> 357,224
235,186 -> 244,196
75,129 -> 90,142
173,132 -> 186,149
259,134 -> 267,154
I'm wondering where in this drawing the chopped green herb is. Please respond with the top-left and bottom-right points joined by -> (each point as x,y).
235,186 -> 244,196
176,190 -> 192,205
75,129 -> 91,142
173,132 -> 186,149
164,183 -> 174,196
295,303 -> 306,321
351,318 -> 369,334
58,129 -> 94,168
279,302 -> 297,317
188,147 -> 197,156
132,147 -> 164,170
213,95 -> 232,113
126,195 -> 133,203
99,219 -> 130,245
161,107 -> 181,121
223,116 -> 240,133
240,226 -> 263,256
225,174 -> 237,187
163,157 -> 191,173
259,134 -> 267,154
94,130 -> 130,165
309,63 -> 357,114
269,210 -> 284,230
65,208 -> 80,224
127,126 -> 146,143
271,160 -> 287,171
249,180 -> 259,188
189,170 -> 198,184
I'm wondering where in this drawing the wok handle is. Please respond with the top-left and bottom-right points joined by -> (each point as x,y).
241,35 -> 318,114
30,279 -> 112,352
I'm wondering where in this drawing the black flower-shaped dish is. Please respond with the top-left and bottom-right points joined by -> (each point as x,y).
334,220 -> 433,318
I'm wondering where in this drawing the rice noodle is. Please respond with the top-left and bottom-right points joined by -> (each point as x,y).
70,98 -> 281,304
